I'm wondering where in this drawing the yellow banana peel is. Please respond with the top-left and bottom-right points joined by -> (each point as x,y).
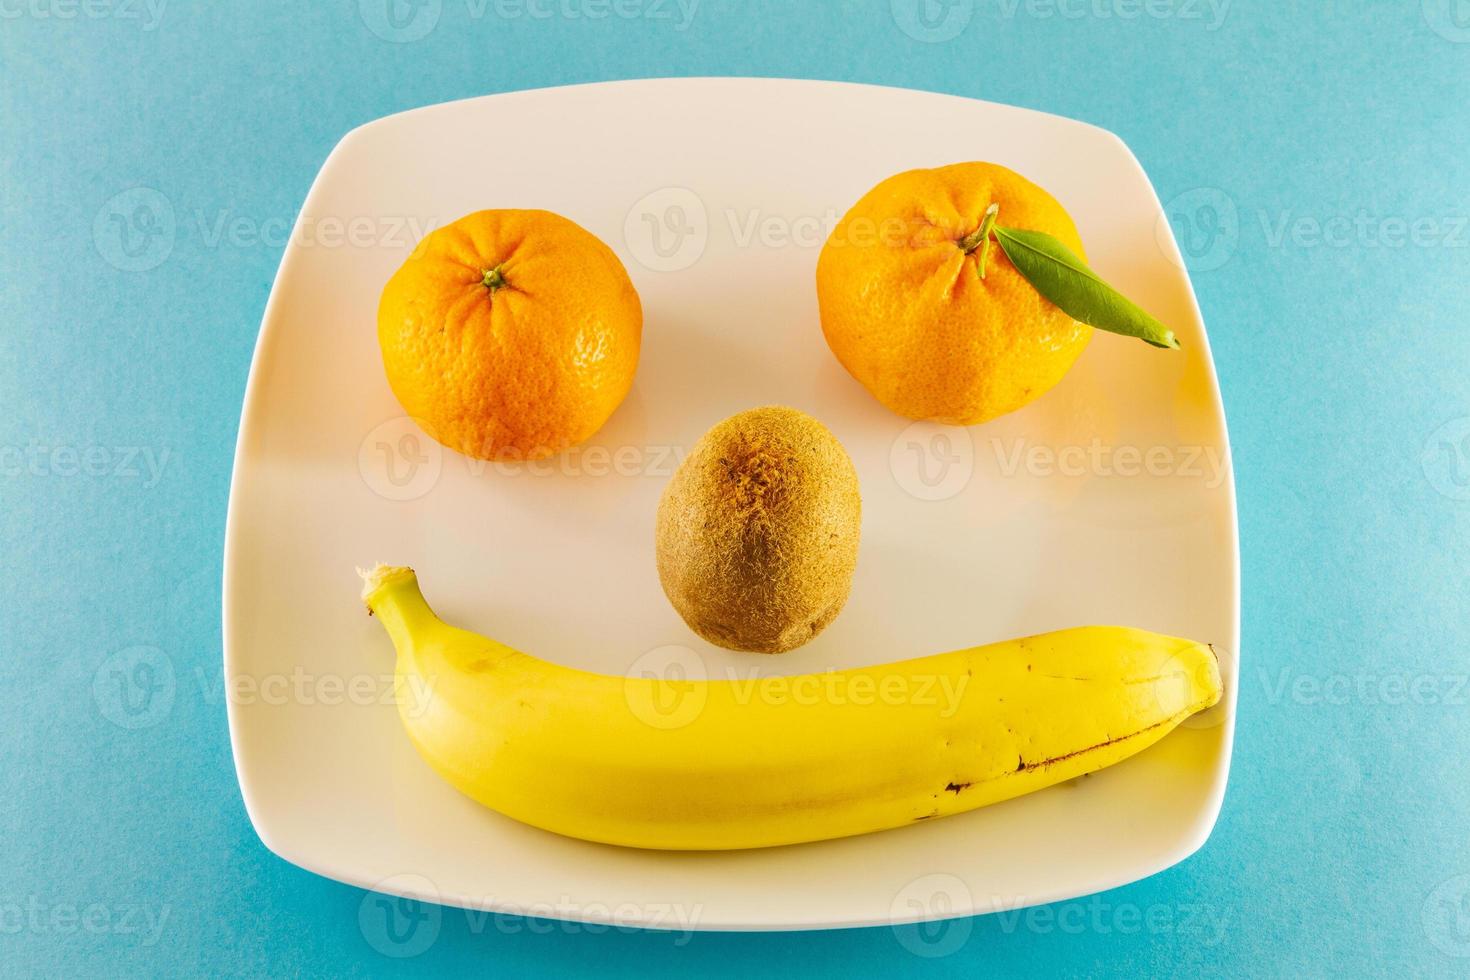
361,564 -> 1222,850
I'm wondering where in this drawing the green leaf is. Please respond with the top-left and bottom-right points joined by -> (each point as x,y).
991,226 -> 1180,350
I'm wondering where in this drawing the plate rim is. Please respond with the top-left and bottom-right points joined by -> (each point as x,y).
221,76 -> 1240,932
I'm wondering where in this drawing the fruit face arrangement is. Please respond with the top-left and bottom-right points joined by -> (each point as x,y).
365,167 -> 1218,851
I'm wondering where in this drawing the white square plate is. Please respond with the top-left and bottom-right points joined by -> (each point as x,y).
224,78 -> 1238,932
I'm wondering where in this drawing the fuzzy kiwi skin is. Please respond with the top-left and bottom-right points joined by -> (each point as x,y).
655,406 -> 861,654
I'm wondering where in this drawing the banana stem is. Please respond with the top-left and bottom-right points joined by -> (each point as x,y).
359,565 -> 437,653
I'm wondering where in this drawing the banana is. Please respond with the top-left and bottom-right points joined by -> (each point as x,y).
360,564 -> 1222,851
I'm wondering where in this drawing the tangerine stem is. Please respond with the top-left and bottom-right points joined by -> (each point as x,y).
957,203 -> 1001,279
481,265 -> 508,292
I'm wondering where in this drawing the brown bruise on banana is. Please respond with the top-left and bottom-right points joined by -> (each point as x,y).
915,693 -> 1204,820
917,643 -> 1217,822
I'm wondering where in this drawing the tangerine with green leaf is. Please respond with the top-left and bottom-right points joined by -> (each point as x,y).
816,162 -> 1175,426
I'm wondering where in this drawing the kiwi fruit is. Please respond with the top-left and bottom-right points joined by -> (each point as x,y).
655,406 -> 861,654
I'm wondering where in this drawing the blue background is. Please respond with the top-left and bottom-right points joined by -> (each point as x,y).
3,0 -> 1469,975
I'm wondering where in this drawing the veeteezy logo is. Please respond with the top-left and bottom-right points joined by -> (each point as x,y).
992,0 -> 1229,30
624,647 -> 971,732
0,0 -> 166,30
894,0 -> 1230,42
360,0 -> 698,42
0,897 -> 171,946
0,443 -> 172,488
